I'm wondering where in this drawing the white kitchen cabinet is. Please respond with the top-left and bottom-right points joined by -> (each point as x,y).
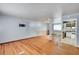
61,14 -> 79,47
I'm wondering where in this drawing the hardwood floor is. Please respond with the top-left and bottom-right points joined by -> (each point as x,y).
0,35 -> 79,55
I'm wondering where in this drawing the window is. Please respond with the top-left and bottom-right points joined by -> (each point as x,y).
53,24 -> 62,31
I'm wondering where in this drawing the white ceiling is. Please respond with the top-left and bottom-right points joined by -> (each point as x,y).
0,3 -> 79,21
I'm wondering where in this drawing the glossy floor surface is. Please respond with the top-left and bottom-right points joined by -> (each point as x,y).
0,35 -> 79,55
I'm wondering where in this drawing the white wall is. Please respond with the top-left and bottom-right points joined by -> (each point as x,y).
77,16 -> 79,47
0,16 -> 47,43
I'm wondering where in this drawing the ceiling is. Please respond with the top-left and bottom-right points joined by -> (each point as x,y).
0,3 -> 79,22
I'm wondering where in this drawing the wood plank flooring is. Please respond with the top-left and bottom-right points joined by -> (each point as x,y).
0,35 -> 79,55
